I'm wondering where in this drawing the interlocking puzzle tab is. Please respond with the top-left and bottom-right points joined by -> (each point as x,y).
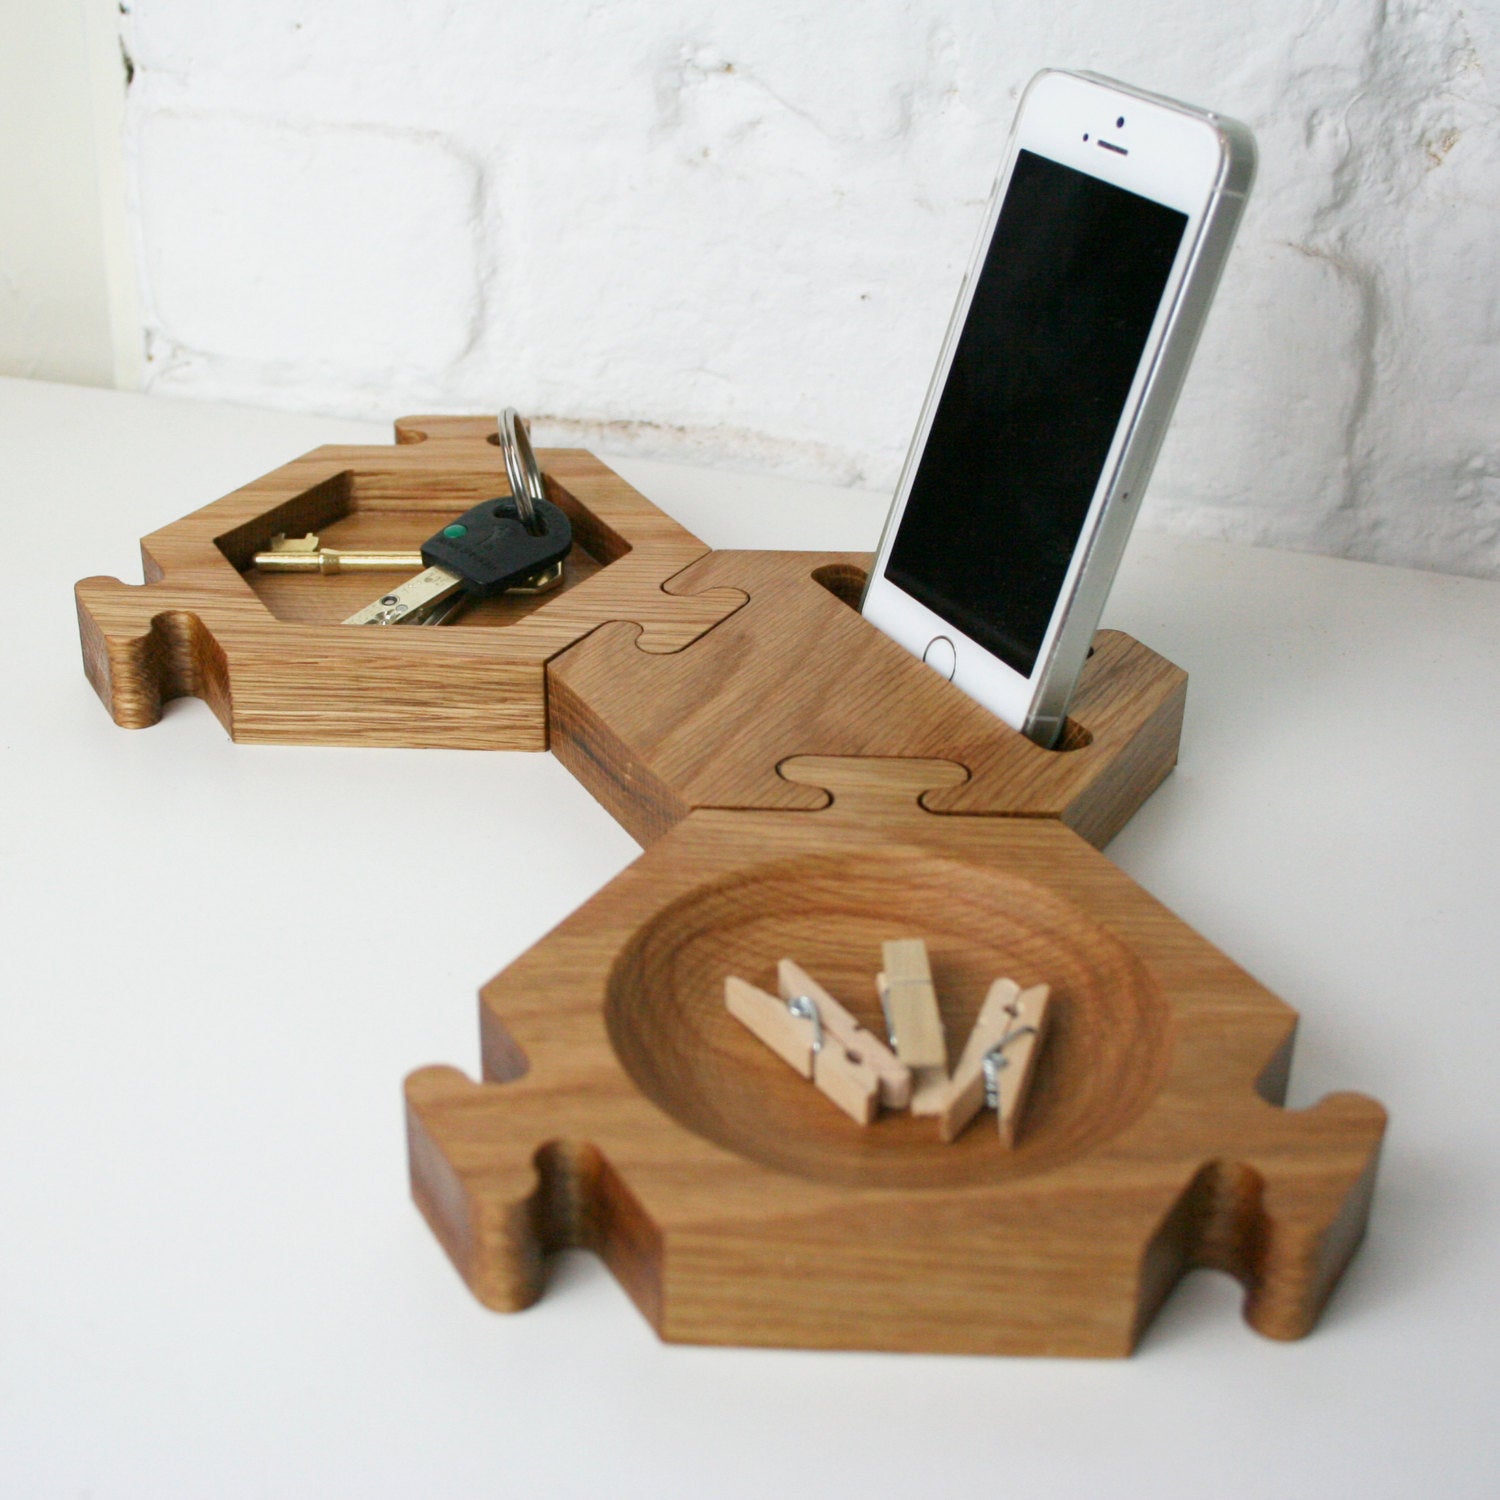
545,550 -> 1187,846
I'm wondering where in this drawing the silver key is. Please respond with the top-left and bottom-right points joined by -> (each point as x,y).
342,565 -> 467,626
343,410 -> 570,626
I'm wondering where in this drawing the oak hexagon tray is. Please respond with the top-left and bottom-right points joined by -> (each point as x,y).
74,416 -> 746,748
406,759 -> 1386,1357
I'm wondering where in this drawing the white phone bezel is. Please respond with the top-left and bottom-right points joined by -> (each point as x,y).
860,69 -> 1237,741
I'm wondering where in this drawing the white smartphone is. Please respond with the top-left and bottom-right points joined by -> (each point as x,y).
861,69 -> 1255,746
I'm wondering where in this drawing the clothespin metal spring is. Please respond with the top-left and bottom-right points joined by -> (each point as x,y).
786,994 -> 824,1055
981,1022 -> 1038,1110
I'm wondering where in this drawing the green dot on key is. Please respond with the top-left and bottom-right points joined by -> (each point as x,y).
442,523 -> 468,539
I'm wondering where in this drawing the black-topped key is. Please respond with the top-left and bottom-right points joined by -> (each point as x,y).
344,494 -> 572,626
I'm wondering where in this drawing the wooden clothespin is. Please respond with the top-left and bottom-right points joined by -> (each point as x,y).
988,982 -> 1050,1146
777,959 -> 912,1109
878,939 -> 949,1114
935,978 -> 1020,1141
878,939 -> 948,1069
935,979 -> 1051,1144
725,976 -> 880,1125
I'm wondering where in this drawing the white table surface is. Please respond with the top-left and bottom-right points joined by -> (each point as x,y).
4,375 -> 1498,1498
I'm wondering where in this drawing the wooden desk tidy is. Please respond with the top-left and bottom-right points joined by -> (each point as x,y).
76,417 -> 1387,1354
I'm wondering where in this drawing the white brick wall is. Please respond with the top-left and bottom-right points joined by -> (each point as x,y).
121,1 -> 1499,579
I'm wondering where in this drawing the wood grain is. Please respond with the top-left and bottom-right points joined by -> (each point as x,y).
406,758 -> 1386,1355
547,550 -> 1186,846
75,420 -> 745,748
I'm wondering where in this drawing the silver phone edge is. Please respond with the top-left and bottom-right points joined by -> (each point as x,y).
860,70 -> 1257,751
1024,89 -> 1256,747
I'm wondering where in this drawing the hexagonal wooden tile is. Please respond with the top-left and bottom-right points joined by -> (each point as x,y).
406,758 -> 1385,1356
75,416 -> 745,749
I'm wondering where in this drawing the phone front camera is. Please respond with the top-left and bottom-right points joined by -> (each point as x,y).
1116,116 -> 1126,128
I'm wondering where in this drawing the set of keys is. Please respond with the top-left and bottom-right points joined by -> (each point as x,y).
255,410 -> 573,627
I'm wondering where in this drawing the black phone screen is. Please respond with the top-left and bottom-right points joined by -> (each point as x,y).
886,149 -> 1188,677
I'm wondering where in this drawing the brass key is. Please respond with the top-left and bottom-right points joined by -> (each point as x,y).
254,534 -> 424,574
255,533 -> 564,597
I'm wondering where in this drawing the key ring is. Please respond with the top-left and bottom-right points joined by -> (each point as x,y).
499,408 -> 547,535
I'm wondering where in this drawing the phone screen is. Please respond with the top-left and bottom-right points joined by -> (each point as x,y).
885,149 -> 1188,678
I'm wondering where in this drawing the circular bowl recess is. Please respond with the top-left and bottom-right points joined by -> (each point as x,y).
605,848 -> 1171,1190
